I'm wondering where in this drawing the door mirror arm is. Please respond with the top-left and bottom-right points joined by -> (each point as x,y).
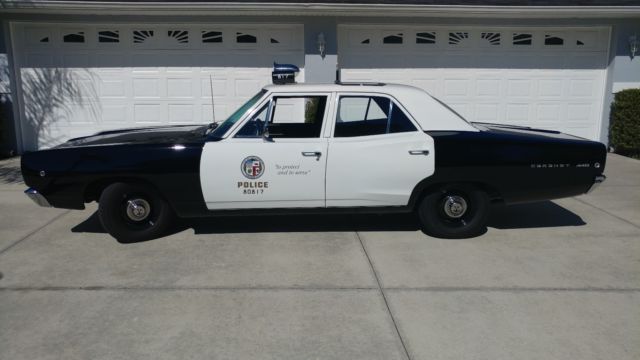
262,128 -> 273,142
262,99 -> 274,142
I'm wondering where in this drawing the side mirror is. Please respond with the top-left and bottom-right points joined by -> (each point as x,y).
262,128 -> 273,142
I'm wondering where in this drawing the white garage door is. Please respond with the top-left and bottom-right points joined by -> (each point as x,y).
12,23 -> 304,149
339,25 -> 610,140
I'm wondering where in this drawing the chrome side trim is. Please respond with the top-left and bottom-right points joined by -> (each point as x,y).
24,188 -> 52,207
587,175 -> 606,194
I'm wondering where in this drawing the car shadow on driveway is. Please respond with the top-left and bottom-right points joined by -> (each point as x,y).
71,200 -> 585,241
489,201 -> 586,229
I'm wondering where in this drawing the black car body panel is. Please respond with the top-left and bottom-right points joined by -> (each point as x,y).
21,126 -> 208,216
410,123 -> 607,205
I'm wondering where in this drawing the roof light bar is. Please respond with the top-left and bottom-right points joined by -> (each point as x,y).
272,63 -> 300,84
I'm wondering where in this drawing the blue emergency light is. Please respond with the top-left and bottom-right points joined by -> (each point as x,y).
272,63 -> 299,84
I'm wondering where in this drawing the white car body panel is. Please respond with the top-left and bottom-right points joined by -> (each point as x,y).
326,131 -> 435,207
200,139 -> 328,209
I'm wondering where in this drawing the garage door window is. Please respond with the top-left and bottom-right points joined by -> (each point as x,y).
63,31 -> 85,43
335,96 -> 416,137
98,30 -> 120,43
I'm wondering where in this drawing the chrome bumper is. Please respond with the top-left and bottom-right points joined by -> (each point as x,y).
24,188 -> 52,207
587,175 -> 606,194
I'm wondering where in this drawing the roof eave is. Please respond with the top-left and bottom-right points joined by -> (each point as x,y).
2,1 -> 640,18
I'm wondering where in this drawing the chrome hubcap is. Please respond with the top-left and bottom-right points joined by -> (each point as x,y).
443,195 -> 467,219
126,198 -> 151,222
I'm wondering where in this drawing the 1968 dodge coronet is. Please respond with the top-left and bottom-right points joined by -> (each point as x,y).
21,76 -> 607,242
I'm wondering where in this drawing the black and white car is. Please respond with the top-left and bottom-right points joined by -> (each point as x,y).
21,72 -> 607,242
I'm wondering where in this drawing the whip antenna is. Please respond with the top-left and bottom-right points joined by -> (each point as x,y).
209,74 -> 216,123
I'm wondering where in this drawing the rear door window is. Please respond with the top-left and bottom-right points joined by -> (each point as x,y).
335,96 -> 416,137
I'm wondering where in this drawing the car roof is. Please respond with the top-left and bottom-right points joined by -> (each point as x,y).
262,82 -> 422,94
262,82 -> 479,132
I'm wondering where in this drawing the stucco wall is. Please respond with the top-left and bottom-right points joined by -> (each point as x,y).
611,21 -> 640,92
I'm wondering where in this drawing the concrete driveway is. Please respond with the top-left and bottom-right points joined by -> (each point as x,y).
1,154 -> 638,360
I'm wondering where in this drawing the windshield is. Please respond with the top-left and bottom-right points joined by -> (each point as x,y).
208,89 -> 267,138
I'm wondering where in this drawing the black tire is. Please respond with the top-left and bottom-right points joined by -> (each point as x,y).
417,185 -> 490,239
98,182 -> 174,243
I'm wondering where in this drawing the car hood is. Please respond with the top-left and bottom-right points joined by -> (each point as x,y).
55,124 -> 210,148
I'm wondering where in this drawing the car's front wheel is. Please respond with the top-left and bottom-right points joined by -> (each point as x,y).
98,182 -> 174,243
417,185 -> 490,239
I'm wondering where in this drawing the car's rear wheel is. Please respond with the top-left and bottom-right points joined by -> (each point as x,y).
417,185 -> 489,239
98,182 -> 174,243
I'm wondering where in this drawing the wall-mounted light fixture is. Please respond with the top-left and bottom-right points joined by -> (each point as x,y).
317,32 -> 326,59
630,35 -> 639,59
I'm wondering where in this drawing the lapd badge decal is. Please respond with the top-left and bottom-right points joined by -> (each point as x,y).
241,156 -> 264,179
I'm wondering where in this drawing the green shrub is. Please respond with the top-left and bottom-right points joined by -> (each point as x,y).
610,88 -> 640,158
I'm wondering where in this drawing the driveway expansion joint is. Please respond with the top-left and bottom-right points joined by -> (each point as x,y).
355,231 -> 412,360
574,197 -> 640,230
0,286 -> 380,292
0,210 -> 71,256
384,287 -> 640,293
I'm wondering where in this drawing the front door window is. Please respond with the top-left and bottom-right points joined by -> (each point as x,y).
236,96 -> 328,138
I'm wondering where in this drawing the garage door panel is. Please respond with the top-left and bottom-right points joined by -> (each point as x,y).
536,104 -> 563,122
505,103 -> 531,124
101,104 -> 128,123
443,79 -> 471,97
133,103 -> 164,123
201,104 -> 228,123
201,78 -> 228,97
62,102 -> 99,125
476,79 -> 501,97
132,78 -> 162,98
167,104 -> 195,123
234,78 -> 264,97
538,79 -> 564,97
166,78 -> 194,98
475,103 -> 500,122
100,79 -> 127,98
506,79 -> 533,97
340,25 -> 608,140
567,103 -> 595,122
14,23 -> 304,149
569,79 -> 597,97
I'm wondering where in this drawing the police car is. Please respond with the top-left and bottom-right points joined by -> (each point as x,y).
21,64 -> 607,242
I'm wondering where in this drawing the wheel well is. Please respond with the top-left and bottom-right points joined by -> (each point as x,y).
83,178 -> 158,203
409,181 -> 503,210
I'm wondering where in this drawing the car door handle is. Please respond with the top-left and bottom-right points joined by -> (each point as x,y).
409,150 -> 430,155
302,151 -> 322,157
